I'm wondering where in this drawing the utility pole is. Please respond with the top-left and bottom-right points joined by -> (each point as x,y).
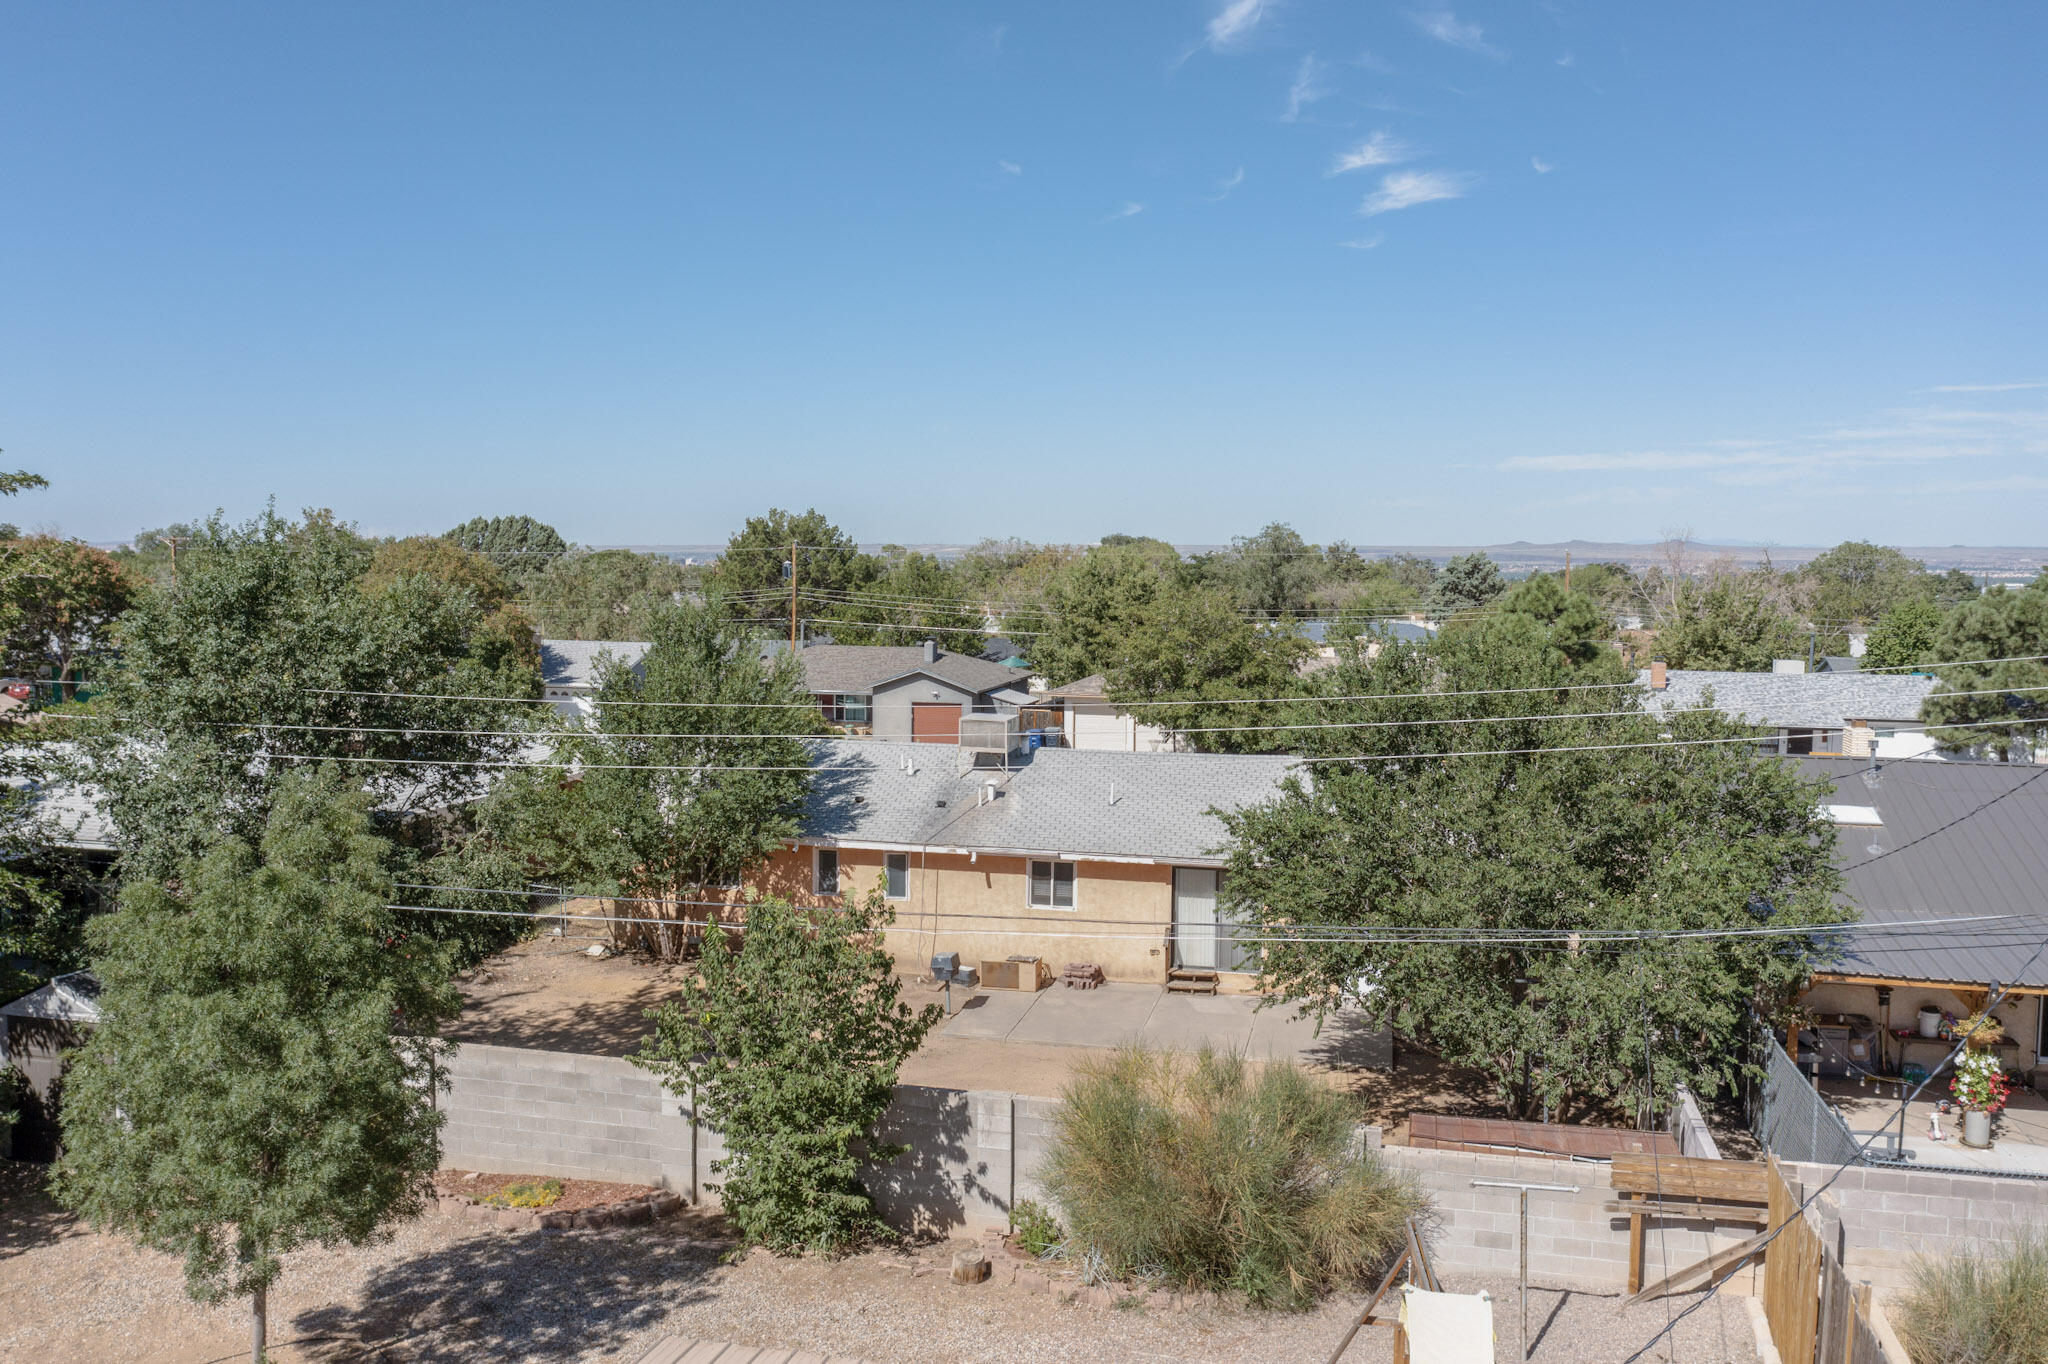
789,539 -> 799,650
1563,550 -> 1571,593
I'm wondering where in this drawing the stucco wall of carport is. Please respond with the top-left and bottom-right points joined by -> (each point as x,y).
1800,979 -> 2043,1080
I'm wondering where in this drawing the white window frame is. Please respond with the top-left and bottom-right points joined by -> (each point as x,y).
884,852 -> 909,901
1028,858 -> 1076,910
814,847 -> 839,896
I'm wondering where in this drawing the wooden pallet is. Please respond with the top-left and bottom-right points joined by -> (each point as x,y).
1166,968 -> 1219,995
635,1339 -> 876,1364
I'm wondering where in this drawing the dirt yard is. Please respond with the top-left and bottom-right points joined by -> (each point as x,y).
1,1162 -> 1756,1364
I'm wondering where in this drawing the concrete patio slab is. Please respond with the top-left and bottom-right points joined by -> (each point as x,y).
1001,982 -> 1163,1047
940,987 -> 1040,1039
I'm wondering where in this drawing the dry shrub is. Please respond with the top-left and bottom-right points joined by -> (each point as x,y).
1895,1228 -> 2048,1364
1040,1046 -> 1423,1308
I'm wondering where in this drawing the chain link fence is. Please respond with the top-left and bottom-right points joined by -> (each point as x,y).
1753,1029 -> 1867,1168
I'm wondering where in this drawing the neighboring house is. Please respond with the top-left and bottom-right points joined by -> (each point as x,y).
741,738 -> 1296,989
784,641 -> 1033,744
540,639 -> 651,718
1032,675 -> 1185,753
1793,757 -> 2048,1083
1637,661 -> 1938,758
1,971 -> 100,1160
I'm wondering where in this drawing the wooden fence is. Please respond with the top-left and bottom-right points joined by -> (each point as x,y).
1762,1157 -> 1891,1364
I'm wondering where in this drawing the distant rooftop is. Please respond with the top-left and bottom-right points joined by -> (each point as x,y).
1637,668 -> 1937,730
540,639 -> 650,692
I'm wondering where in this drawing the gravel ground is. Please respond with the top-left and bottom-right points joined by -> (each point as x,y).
1,1162 -> 1757,1364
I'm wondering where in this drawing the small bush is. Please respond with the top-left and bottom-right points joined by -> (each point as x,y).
1895,1229 -> 2048,1364
485,1179 -> 564,1209
1012,1198 -> 1064,1257
1040,1047 -> 1424,1309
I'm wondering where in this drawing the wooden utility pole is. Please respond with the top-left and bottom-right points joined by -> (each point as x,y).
1563,551 -> 1571,593
789,539 -> 799,649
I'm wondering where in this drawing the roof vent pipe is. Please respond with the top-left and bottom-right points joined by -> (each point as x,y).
923,638 -> 938,664
1649,659 -> 1667,691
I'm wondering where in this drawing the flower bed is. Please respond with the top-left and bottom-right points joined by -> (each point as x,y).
431,1169 -> 687,1231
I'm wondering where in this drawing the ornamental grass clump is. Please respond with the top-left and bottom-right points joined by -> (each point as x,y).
1040,1046 -> 1423,1309
1894,1228 -> 2048,1364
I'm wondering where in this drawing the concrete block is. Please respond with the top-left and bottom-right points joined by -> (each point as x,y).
1880,1193 -> 1928,1215
1473,1231 -> 1514,1251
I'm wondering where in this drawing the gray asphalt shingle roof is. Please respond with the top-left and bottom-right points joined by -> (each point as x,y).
1798,757 -> 2048,988
540,639 -> 651,691
800,739 -> 1296,864
792,645 -> 1022,698
1637,669 -> 1936,730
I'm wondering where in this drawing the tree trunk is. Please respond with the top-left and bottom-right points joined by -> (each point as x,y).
251,1283 -> 267,1364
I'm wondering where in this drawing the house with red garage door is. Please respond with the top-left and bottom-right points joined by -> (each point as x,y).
784,638 -> 1034,743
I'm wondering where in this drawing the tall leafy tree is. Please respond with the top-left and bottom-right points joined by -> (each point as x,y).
55,768 -> 460,1363
1491,574 -> 1625,671
0,469 -> 48,497
823,550 -> 987,654
441,514 -> 569,581
1920,578 -> 2048,760
80,507 -> 539,882
709,508 -> 876,633
1427,552 -> 1508,614
1032,541 -> 1183,686
496,600 -> 819,957
1796,541 -> 1931,653
1101,587 -> 1315,753
634,891 -> 941,1253
1226,522 -> 1322,620
0,537 -> 134,698
1861,597 -> 1945,672
366,536 -> 539,673
518,547 -> 693,640
1654,570 -> 1803,670
1219,626 -> 1843,1123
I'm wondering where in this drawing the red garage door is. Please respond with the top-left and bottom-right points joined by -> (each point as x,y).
911,703 -> 962,744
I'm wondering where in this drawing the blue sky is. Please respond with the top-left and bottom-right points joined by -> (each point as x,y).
3,3 -> 2044,548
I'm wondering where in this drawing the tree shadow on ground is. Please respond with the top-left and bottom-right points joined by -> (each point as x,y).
291,1221 -> 727,1362
0,1159 -> 76,1261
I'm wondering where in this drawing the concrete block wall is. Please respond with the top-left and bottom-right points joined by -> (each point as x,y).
1378,1146 -> 1764,1293
439,1043 -> 700,1188
1787,1159 -> 2048,1296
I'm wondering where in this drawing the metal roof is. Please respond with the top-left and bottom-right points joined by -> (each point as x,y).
799,739 -> 1296,864
540,639 -> 650,691
1798,756 -> 2048,988
1636,669 -> 1937,731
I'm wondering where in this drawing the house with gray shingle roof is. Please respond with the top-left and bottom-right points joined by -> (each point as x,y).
744,739 -> 1297,989
540,639 -> 651,718
1636,664 -> 1938,758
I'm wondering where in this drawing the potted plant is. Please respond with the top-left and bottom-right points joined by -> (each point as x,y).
1951,1051 -> 2012,1149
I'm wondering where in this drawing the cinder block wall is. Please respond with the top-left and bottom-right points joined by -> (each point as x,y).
1786,1159 -> 2048,1296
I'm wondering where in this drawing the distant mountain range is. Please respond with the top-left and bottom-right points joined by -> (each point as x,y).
608,539 -> 2048,583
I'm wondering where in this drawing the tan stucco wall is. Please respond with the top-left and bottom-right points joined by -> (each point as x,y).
756,846 -> 1188,984
1800,979 -> 2043,1079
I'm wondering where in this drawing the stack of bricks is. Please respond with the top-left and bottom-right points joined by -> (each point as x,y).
1060,962 -> 1105,989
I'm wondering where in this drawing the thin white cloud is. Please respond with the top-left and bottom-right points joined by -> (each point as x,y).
1410,10 -> 1506,59
1284,54 -> 1334,121
1205,167 -> 1246,201
990,22 -> 1008,52
1328,130 -> 1414,176
1531,156 -> 1554,173
1206,0 -> 1270,51
1556,52 -> 1575,67
1354,49 -> 1396,75
1102,201 -> 1145,222
998,160 -> 1022,176
1927,381 -> 2048,393
1340,234 -> 1385,250
1359,169 -> 1473,216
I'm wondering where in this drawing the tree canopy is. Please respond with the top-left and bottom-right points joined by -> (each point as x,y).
55,768 -> 460,1361
442,514 -> 570,580
519,547 -> 693,640
709,508 -> 876,633
1920,578 -> 2048,760
491,600 -> 819,956
1796,541 -> 1932,653
80,507 -> 540,882
1224,522 -> 1321,620
820,549 -> 988,654
1653,568 -> 1803,670
0,536 -> 133,697
1861,597 -> 1945,672
1218,626 -> 1843,1122
1427,552 -> 1508,614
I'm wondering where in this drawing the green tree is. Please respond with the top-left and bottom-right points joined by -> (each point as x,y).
442,514 -> 569,580
496,600 -> 819,956
1492,575 -> 1624,671
1032,542 -> 1182,686
0,469 -> 48,497
1226,522 -> 1322,620
1920,579 -> 2048,760
1931,567 -> 1982,610
0,537 -> 134,699
366,536 -> 539,673
708,508 -> 876,633
1101,588 -> 1315,753
1219,626 -> 1843,1122
634,890 -> 941,1252
823,550 -> 987,654
519,547 -> 693,640
1862,597 -> 1945,672
80,507 -> 540,882
110,522 -> 205,587
1427,552 -> 1507,614
54,768 -> 460,1363
1797,541 -> 1929,653
1655,572 -> 1803,670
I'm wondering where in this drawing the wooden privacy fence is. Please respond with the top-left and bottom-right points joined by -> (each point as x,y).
1762,1157 -> 1891,1364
